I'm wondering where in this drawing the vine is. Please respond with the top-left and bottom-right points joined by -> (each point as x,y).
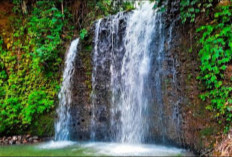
197,5 -> 232,132
180,0 -> 232,131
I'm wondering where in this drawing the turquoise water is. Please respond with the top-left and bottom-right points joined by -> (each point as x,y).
0,141 -> 190,156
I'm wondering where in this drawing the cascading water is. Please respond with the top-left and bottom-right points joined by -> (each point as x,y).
116,2 -> 162,143
91,1 -> 181,144
55,38 -> 79,141
90,19 -> 102,141
91,12 -> 128,141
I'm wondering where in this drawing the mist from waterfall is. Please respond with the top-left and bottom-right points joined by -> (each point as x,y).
55,38 -> 79,141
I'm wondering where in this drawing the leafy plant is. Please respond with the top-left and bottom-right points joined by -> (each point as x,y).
80,29 -> 88,40
27,1 -> 64,70
178,0 -> 232,131
0,0 -> 73,134
196,5 -> 232,131
180,0 -> 217,23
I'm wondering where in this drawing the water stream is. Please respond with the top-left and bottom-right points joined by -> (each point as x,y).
55,38 -> 80,141
0,142 -> 189,156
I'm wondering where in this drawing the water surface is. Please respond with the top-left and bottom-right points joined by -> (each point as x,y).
0,141 -> 190,156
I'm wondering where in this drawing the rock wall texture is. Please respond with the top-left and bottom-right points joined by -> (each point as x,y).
67,37 -> 93,141
173,15 -> 224,155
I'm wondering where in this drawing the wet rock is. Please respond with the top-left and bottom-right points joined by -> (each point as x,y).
12,136 -> 17,141
33,140 -> 38,143
0,135 -> 47,145
32,136 -> 38,140
9,140 -> 14,145
4,141 -> 8,145
16,141 -> 21,145
22,139 -> 27,144
18,136 -> 22,141
28,137 -> 33,142
26,134 -> 30,139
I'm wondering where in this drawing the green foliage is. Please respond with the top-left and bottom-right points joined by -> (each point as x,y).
95,0 -> 113,15
121,2 -> 135,11
0,0 -> 73,135
94,0 -> 135,16
179,0 -> 232,131
180,0 -> 217,23
29,113 -> 55,137
23,90 -> 54,124
12,0 -> 22,13
153,0 -> 167,12
196,5 -> 232,131
80,29 -> 88,40
28,1 -> 64,70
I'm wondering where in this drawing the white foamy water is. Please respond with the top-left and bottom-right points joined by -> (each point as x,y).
116,1 -> 158,143
37,141 -> 187,156
38,141 -> 76,149
55,38 -> 79,141
83,142 -> 185,156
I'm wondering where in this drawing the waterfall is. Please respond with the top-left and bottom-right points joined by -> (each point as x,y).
91,1 -> 181,144
91,12 -> 128,141
116,2 -> 160,143
55,38 -> 79,141
91,19 -> 102,140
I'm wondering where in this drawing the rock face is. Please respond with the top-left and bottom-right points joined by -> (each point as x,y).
167,2 -> 224,154
67,41 -> 92,141
90,13 -> 128,141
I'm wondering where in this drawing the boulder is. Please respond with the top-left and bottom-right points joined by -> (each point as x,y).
17,136 -> 22,141
33,140 -> 39,143
16,141 -> 21,145
12,136 -> 17,141
32,136 -> 38,140
28,137 -> 33,142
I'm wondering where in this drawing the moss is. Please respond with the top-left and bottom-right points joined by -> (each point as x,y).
79,30 -> 94,96
28,111 -> 55,137
200,127 -> 216,137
